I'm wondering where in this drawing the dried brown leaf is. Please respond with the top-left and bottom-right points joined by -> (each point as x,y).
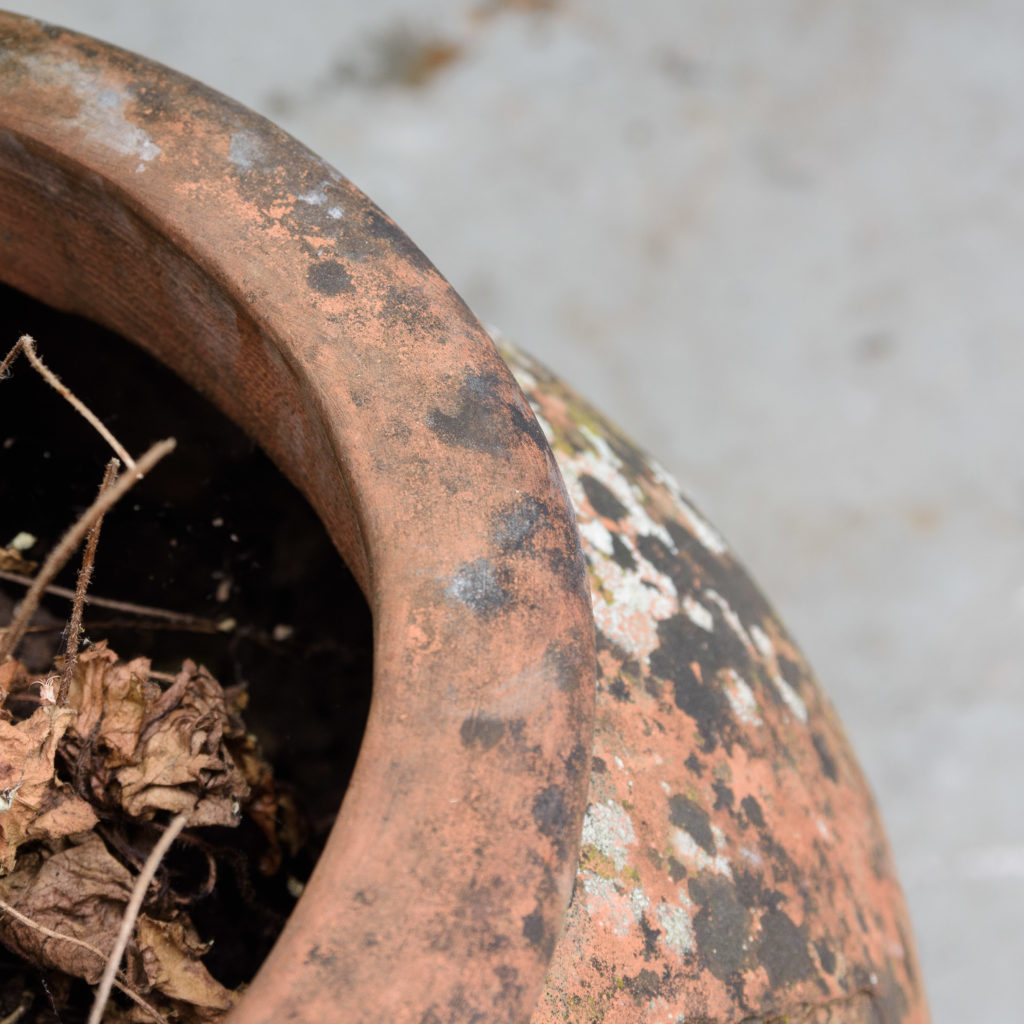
135,915 -> 235,1014
0,833 -> 131,982
0,704 -> 97,872
0,547 -> 37,575
0,658 -> 24,709
66,645 -> 154,766
62,651 -> 249,827
116,661 -> 248,827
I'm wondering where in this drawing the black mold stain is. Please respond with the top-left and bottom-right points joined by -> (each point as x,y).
493,963 -> 523,1011
428,371 -> 546,459
379,283 -> 445,335
668,794 -> 715,856
689,875 -> 751,979
307,259 -> 354,296
712,780 -> 735,813
492,494 -> 546,554
508,399 -> 550,456
812,731 -> 839,782
815,938 -> 837,975
521,907 -> 549,952
756,908 -> 815,988
684,752 -> 704,776
364,207 -> 435,273
650,614 -> 736,752
459,715 -> 506,751
651,614 -> 733,753
733,869 -> 784,913
639,913 -> 661,960
667,856 -> 687,882
563,742 -> 589,784
445,558 -> 510,615
544,639 -> 585,694
592,756 -> 608,774
607,678 -> 631,702
740,794 -> 765,829
624,968 -> 662,1003
610,533 -> 637,571
304,943 -> 339,969
580,474 -> 629,521
532,785 -> 570,855
777,653 -> 808,693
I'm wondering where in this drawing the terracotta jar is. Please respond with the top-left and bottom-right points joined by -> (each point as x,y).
0,13 -> 928,1024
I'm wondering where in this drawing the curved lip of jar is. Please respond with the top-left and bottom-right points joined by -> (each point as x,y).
0,13 -> 597,1022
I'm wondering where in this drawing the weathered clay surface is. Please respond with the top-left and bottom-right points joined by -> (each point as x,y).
0,14 -> 594,1024
499,339 -> 927,1023
0,11 -> 929,1023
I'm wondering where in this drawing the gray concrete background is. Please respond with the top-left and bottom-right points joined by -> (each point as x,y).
8,2 -> 1022,1020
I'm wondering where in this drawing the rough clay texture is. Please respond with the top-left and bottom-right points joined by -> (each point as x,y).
500,340 -> 927,1024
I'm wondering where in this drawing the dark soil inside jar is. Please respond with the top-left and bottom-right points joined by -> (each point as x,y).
0,281 -> 374,1020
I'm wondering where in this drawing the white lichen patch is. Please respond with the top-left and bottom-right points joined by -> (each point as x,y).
630,884 -> 650,921
575,427 -> 676,553
578,517 -> 615,558
579,873 -> 653,940
750,623 -> 775,659
228,129 -> 268,172
722,670 -> 762,726
670,827 -> 733,879
21,56 -> 162,169
772,672 -> 808,724
587,549 -> 678,665
298,184 -> 329,206
682,594 -> 714,632
581,799 -> 636,872
580,873 -> 634,936
740,846 -> 764,868
655,898 -> 695,958
296,186 -> 345,221
547,430 -> 682,665
705,589 -> 753,654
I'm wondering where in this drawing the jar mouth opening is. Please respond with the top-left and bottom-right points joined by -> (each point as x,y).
0,280 -> 375,995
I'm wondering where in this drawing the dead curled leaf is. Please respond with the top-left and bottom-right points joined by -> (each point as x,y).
0,832 -> 131,982
133,915 -> 235,1013
0,695 -> 97,873
0,644 -> 280,1022
0,834 -> 235,1020
63,644 -> 250,826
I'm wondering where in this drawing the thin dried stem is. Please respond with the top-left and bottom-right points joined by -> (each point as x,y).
88,811 -> 189,1024
60,459 -> 119,703
0,897 -> 169,1024
0,569 -> 221,629
0,992 -> 30,1024
0,438 -> 177,665
0,336 -> 137,473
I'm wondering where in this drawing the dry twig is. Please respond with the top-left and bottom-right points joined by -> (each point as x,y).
60,459 -> 119,703
0,897 -> 169,1024
0,438 -> 177,665
0,569 -> 222,630
0,336 -> 137,472
88,811 -> 190,1024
